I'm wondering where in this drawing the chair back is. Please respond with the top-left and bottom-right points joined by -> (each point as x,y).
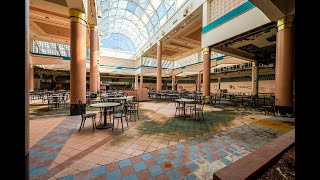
77,100 -> 85,115
175,101 -> 182,107
196,100 -> 205,110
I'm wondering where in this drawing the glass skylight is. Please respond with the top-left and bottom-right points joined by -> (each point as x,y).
174,53 -> 199,69
142,57 -> 172,68
97,0 -> 186,54
32,40 -> 70,57
32,40 -> 90,59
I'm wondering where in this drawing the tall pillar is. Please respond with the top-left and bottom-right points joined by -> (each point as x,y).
97,71 -> 100,92
197,71 -> 201,92
89,25 -> 98,93
140,73 -> 143,88
69,9 -> 87,115
202,47 -> 211,96
134,75 -> 138,89
252,62 -> 259,96
172,75 -> 175,91
29,65 -> 34,92
156,41 -> 162,92
275,15 -> 294,114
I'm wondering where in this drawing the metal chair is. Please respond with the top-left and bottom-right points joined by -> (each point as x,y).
127,100 -> 139,121
190,101 -> 205,121
77,100 -> 97,132
112,103 -> 129,132
175,101 -> 184,116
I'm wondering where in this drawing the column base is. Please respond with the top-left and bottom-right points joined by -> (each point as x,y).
275,105 -> 293,115
70,103 -> 86,115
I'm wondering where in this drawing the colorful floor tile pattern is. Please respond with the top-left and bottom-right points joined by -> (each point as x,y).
55,119 -> 294,180
29,116 -> 79,178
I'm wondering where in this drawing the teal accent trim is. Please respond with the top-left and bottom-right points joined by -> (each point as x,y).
100,64 -> 136,70
210,79 -> 218,83
202,1 -> 255,34
31,52 -> 90,61
141,65 -> 171,70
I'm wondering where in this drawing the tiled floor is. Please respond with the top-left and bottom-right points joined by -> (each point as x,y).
29,101 -> 295,179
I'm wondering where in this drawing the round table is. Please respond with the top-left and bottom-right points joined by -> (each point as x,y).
106,96 -> 133,103
175,98 -> 195,116
90,102 -> 120,129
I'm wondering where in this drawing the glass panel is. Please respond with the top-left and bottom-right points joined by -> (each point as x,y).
146,22 -> 153,32
32,40 -> 72,57
98,0 -> 179,54
156,3 -> 166,19
127,1 -> 137,13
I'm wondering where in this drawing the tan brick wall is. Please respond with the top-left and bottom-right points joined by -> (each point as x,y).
209,0 -> 247,22
177,84 -> 197,92
219,80 -> 275,93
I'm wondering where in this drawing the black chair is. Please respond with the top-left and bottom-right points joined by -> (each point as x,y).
175,101 -> 184,116
112,103 -> 129,132
47,98 -> 60,111
127,100 -> 139,121
77,100 -> 97,132
190,101 -> 205,121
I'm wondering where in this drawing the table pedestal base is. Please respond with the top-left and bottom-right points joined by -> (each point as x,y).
96,123 -> 113,129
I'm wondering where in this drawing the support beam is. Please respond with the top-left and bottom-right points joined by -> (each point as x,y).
197,71 -> 201,92
89,25 -> 98,93
156,41 -> 162,92
29,65 -> 34,92
97,71 -> 100,92
202,47 -> 211,96
140,73 -> 143,88
172,75 -> 175,91
252,62 -> 259,96
135,75 -> 138,89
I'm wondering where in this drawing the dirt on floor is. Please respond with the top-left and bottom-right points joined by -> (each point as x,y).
257,146 -> 295,180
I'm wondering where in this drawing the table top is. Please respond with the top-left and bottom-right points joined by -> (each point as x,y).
176,98 -> 195,103
106,96 -> 133,100
90,102 -> 120,108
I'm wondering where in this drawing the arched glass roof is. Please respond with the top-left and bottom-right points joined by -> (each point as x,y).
97,0 -> 187,54
101,33 -> 136,53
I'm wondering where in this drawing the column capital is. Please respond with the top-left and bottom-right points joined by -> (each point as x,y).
69,9 -> 87,26
202,47 -> 211,55
252,62 -> 256,66
157,41 -> 162,46
277,14 -> 294,31
89,24 -> 98,30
